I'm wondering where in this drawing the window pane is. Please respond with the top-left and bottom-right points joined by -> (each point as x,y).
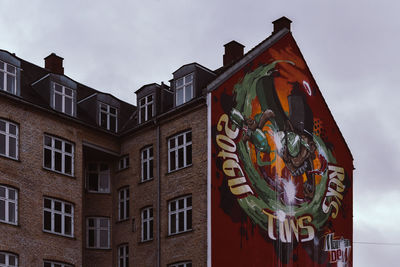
9,137 -> 16,158
100,113 -> 107,127
187,144 -> 192,165
88,218 -> 94,227
179,212 -> 184,232
179,199 -> 184,209
185,73 -> 193,83
110,117 -> 116,132
99,173 -> 109,192
143,162 -> 147,179
44,211 -> 51,230
65,155 -> 72,174
170,201 -> 176,211
0,253 -> 4,263
0,134 -> 5,155
0,187 -> 4,197
65,204 -> 72,214
150,219 -> 153,238
65,87 -> 73,96
44,149 -> 52,168
187,196 -> 192,207
187,209 -> 192,230
6,75 -> 15,93
65,216 -> 72,235
0,121 -> 5,131
176,88 -> 183,106
185,85 -> 192,102
140,107 -> 145,123
54,213 -> 62,232
89,229 -> 95,247
176,78 -> 183,87
100,218 -> 109,227
88,173 -> 98,191
147,104 -> 152,120
8,255 -> 15,265
9,124 -> 16,135
55,152 -> 62,171
55,139 -> 62,150
149,160 -> 153,178
44,198 -> 52,208
178,148 -> 184,168
54,83 -> 62,92
44,262 -> 52,267
65,97 -> 72,115
55,93 -> 62,111
171,213 -> 176,234
169,151 -> 175,171
0,61 -> 3,69
178,135 -> 183,145
9,202 -> 15,222
0,74 -> 3,90
44,136 -> 52,146
110,107 -> 117,115
0,200 -> 5,220
100,230 -> 108,247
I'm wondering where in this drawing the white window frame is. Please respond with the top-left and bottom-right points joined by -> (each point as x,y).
141,146 -> 153,182
52,83 -> 75,116
99,102 -> 118,132
141,207 -> 153,242
0,119 -> 18,160
43,135 -> 74,176
0,60 -> 17,95
168,195 -> 192,235
139,94 -> 154,123
86,163 -> 110,193
86,217 -> 110,249
175,73 -> 193,106
169,262 -> 192,267
43,260 -> 73,267
0,185 -> 18,225
43,197 -> 74,237
117,244 -> 129,267
118,187 -> 129,221
0,251 -> 18,267
118,155 -> 129,170
168,131 -> 192,172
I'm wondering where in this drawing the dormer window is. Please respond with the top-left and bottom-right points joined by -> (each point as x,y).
99,102 -> 117,132
139,94 -> 154,123
0,60 -> 17,95
175,73 -> 193,106
52,83 -> 75,116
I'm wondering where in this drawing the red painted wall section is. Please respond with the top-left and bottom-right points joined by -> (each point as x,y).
211,32 -> 353,267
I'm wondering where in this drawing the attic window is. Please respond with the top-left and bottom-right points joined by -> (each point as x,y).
0,60 -> 17,95
139,94 -> 154,123
52,83 -> 75,116
99,102 -> 118,132
175,73 -> 193,106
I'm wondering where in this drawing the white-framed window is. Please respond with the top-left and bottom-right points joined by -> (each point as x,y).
0,185 -> 18,225
0,119 -> 18,160
87,217 -> 110,249
168,131 -> 192,172
169,262 -> 192,267
117,244 -> 129,267
139,94 -> 154,123
118,155 -> 129,170
99,103 -> 118,132
43,197 -> 74,237
168,195 -> 192,235
141,146 -> 153,182
52,83 -> 75,116
0,251 -> 18,267
43,260 -> 73,267
0,60 -> 17,95
141,207 -> 153,241
43,135 -> 74,176
86,163 -> 110,193
118,187 -> 129,221
175,73 -> 193,106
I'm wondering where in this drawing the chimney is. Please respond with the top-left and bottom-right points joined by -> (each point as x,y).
272,16 -> 292,34
223,40 -> 245,67
44,53 -> 64,75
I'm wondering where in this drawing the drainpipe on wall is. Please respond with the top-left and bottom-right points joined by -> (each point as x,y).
156,121 -> 161,267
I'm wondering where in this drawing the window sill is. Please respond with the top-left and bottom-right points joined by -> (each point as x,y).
42,230 -> 75,240
42,167 -> 75,179
166,164 -> 193,175
139,177 -> 154,184
85,190 -> 111,195
116,218 -> 129,224
85,247 -> 112,251
0,221 -> 20,228
0,154 -> 20,162
167,229 -> 193,238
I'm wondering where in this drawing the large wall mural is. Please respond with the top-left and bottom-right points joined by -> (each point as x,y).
211,33 -> 353,266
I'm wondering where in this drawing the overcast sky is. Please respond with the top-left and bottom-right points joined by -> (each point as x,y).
1,0 -> 399,266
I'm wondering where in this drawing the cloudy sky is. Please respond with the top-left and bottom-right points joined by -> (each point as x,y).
1,0 -> 399,266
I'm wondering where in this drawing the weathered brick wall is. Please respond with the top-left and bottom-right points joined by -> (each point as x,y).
0,96 -> 119,267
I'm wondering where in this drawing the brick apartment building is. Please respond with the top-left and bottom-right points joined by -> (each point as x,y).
0,17 -> 353,267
